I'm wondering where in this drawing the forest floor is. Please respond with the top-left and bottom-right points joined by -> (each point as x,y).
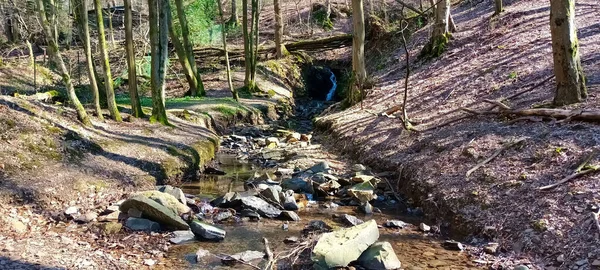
316,0 -> 600,268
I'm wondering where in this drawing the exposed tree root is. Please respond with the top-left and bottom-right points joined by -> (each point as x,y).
263,238 -> 275,270
538,150 -> 599,191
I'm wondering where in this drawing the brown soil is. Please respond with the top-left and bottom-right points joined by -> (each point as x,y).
316,0 -> 600,268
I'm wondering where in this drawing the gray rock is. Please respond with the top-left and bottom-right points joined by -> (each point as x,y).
240,209 -> 261,221
238,196 -> 282,218
136,190 -> 191,215
359,202 -> 374,215
158,185 -> 187,205
352,164 -> 367,172
281,177 -> 313,193
169,230 -> 196,244
305,220 -> 333,232
213,211 -> 233,223
260,186 -> 281,204
442,240 -> 464,251
211,192 -> 240,207
419,223 -> 431,232
384,220 -> 408,229
308,162 -> 330,174
190,221 -> 226,241
196,248 -> 211,261
222,250 -> 265,265
120,196 -> 189,230
125,217 -> 160,232
262,150 -> 284,160
341,214 -> 364,226
275,168 -> 294,175
280,210 -> 301,221
284,236 -> 299,244
75,212 -> 98,223
312,220 -> 380,269
513,265 -> 529,270
127,208 -> 143,218
357,241 -> 402,270
280,190 -> 299,210
64,206 -> 79,216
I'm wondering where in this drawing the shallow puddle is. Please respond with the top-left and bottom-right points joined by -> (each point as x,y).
173,154 -> 483,269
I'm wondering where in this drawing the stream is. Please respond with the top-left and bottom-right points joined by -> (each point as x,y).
169,127 -> 485,269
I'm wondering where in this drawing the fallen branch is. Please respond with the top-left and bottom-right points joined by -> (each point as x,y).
463,99 -> 600,123
538,150 -> 600,190
263,238 -> 275,270
466,138 -> 527,177
215,253 -> 261,270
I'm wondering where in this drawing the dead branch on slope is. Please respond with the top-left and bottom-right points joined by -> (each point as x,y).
466,137 -> 527,177
538,150 -> 600,191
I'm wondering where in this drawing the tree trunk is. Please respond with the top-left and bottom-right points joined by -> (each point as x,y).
148,0 -> 169,125
169,21 -> 199,95
36,0 -> 92,126
228,0 -> 239,26
217,0 -> 238,101
174,0 -> 205,96
274,0 -> 285,58
107,1 -> 115,47
26,40 -> 35,67
350,0 -> 366,106
494,0 -> 502,16
47,0 -> 58,44
95,0 -> 122,121
242,0 -> 251,87
550,0 -> 586,106
422,0 -> 450,57
251,0 -> 260,83
124,0 -> 144,118
75,0 -> 104,119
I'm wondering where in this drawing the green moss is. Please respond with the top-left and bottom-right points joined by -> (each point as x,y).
192,138 -> 218,167
420,32 -> 452,59
532,219 -> 548,232
162,157 -> 183,179
313,9 -> 333,30
101,222 -> 122,235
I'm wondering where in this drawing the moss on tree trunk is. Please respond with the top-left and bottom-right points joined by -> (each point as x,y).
95,0 -> 122,121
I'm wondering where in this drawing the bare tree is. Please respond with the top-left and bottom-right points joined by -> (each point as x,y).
124,0 -> 144,117
421,0 -> 451,57
494,0 -> 502,16
217,0 -> 238,100
95,0 -> 122,121
172,0 -> 205,96
349,0 -> 366,106
550,0 -> 586,105
274,0 -> 285,58
35,0 -> 92,126
148,0 -> 169,125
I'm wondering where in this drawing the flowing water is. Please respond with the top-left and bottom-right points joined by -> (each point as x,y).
325,69 -> 337,101
173,154 -> 485,269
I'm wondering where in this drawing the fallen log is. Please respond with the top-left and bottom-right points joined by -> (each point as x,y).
461,99 -> 600,122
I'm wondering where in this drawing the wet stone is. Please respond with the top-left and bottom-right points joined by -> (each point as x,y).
125,217 -> 160,232
384,220 -> 408,229
190,221 -> 226,241
222,250 -> 265,266
280,210 -> 301,221
442,240 -> 464,251
341,214 -> 364,226
169,230 -> 196,245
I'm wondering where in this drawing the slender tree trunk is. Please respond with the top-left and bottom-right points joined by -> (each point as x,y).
75,0 -> 104,119
228,0 -> 239,26
107,1 -> 115,47
36,0 -> 92,126
124,0 -> 144,118
217,0 -> 238,100
382,0 -> 388,23
26,40 -> 35,67
550,0 -> 586,106
494,0 -> 502,16
274,0 -> 285,58
242,0 -> 252,87
250,0 -> 259,83
169,22 -> 199,95
95,0 -> 122,121
174,0 -> 205,96
148,0 -> 169,125
350,0 -> 366,106
47,0 -> 58,44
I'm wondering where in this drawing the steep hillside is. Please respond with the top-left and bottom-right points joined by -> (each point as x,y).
317,0 -> 600,268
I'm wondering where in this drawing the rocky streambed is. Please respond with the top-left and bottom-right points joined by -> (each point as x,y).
84,121 -> 497,269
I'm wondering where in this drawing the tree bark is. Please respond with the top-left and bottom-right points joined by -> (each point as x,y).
550,0 -> 586,105
217,0 -> 238,100
148,0 -> 169,125
36,0 -> 92,126
251,0 -> 260,83
174,0 -> 205,96
95,0 -> 122,121
242,0 -> 252,87
350,0 -> 366,106
75,0 -> 104,119
169,21 -> 199,95
494,0 -> 502,16
124,0 -> 144,118
274,0 -> 285,58
228,0 -> 239,26
422,0 -> 450,57
107,1 -> 115,47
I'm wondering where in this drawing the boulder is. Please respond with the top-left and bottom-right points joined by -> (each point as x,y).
211,192 -> 240,207
119,196 -> 189,230
157,185 -> 187,205
260,186 -> 281,205
222,250 -> 265,266
169,230 -> 196,244
125,217 -> 160,232
238,196 -> 282,218
280,210 -> 301,221
348,182 -> 377,202
281,177 -> 313,194
312,220 -> 380,269
308,162 -> 330,174
341,214 -> 364,226
190,221 -> 226,241
384,220 -> 408,229
357,241 -> 402,270
137,190 -> 191,215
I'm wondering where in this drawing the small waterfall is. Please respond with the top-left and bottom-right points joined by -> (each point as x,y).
325,69 -> 337,101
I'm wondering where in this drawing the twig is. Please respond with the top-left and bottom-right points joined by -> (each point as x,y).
466,138 -> 527,177
538,150 -> 599,190
263,238 -> 275,270
538,167 -> 599,191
